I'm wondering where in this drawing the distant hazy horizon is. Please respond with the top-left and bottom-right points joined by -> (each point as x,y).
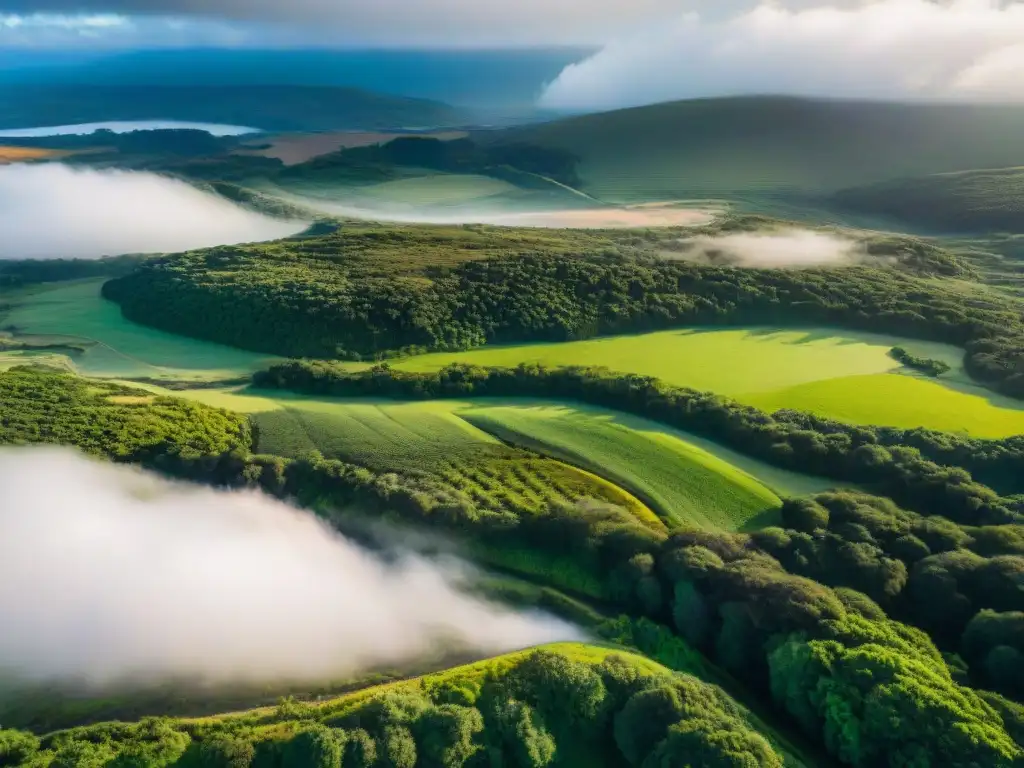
0,120 -> 260,138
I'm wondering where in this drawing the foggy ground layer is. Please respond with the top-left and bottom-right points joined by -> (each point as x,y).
672,228 -> 865,268
274,192 -> 718,229
0,448 -> 578,688
0,163 -> 306,259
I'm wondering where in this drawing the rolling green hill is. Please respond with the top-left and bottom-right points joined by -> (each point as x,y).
488,97 -> 1024,202
460,402 -> 785,531
0,644 -> 805,768
832,166 -> 1024,233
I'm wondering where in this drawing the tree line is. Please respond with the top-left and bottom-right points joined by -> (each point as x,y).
103,245 -> 1024,399
254,361 -> 1023,526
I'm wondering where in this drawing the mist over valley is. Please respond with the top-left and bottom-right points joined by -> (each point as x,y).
0,163 -> 307,260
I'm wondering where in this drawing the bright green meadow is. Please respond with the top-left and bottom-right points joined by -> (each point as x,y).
157,386 -> 836,531
462,403 -> 786,531
392,328 -> 1024,437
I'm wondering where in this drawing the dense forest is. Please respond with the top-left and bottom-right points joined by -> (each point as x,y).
3,364 -> 1024,765
0,647 -> 794,768
0,367 -> 250,462
102,221 -> 1024,397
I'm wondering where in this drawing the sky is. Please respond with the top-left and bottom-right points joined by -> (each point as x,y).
0,2 -> 1022,106
0,1 -> 901,48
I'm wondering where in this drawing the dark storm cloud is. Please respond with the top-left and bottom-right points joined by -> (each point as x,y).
0,0 -> 682,45
0,2 -> 879,45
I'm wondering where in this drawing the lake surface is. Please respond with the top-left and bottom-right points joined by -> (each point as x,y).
0,120 -> 260,138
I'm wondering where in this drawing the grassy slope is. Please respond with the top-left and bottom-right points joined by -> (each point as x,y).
0,280 -> 277,381
341,173 -> 518,205
492,96 -> 1024,202
165,642 -> 812,768
461,403 -> 784,531
391,327 -> 1024,436
744,373 -> 1024,438
832,166 -> 1024,234
391,327 -> 942,393
170,386 -> 832,531
173,387 -> 663,531
465,401 -> 837,500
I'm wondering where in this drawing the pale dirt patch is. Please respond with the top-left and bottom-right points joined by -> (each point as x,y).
234,130 -> 469,166
485,204 -> 717,229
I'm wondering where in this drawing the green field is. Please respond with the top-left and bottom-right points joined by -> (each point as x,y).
166,387 -> 662,530
392,327 -> 946,391
342,173 -> 520,206
0,280 -> 277,381
462,403 -> 786,531
168,386 -> 836,531
745,374 -> 1024,438
390,327 -> 1024,437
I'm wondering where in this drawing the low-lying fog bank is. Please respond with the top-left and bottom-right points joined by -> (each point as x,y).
275,194 -> 716,229
0,163 -> 307,260
669,228 -> 864,268
0,448 -> 578,688
0,121 -> 259,138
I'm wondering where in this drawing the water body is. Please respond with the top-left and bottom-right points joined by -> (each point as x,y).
0,120 -> 260,138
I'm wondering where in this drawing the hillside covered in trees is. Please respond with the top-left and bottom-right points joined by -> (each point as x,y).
0,646 -> 798,768
102,222 -> 1024,398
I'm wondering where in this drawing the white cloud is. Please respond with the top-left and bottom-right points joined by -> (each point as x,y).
540,0 -> 1024,111
0,163 -> 305,259
0,12 -> 127,29
0,448 -> 578,687
678,229 -> 864,268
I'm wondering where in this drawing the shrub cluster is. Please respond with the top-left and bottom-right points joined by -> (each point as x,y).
888,345 -> 951,377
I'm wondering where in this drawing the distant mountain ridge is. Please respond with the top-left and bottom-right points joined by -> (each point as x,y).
487,96 -> 1024,201
0,83 -> 468,133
